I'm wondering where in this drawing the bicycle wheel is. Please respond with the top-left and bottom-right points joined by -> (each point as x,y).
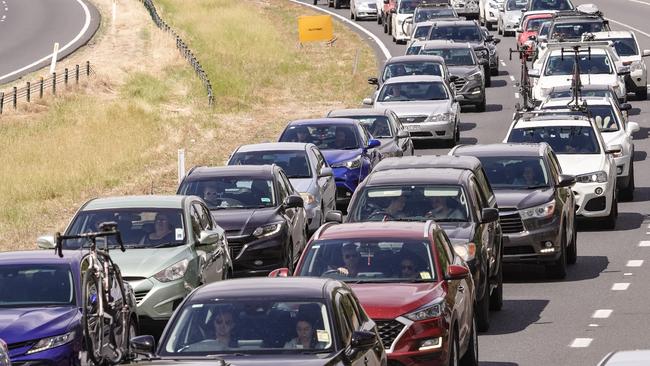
82,269 -> 105,365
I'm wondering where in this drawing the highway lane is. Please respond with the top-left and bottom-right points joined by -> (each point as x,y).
297,1 -> 650,364
0,0 -> 100,85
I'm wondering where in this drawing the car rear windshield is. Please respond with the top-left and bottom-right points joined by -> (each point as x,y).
347,116 -> 393,138
525,17 -> 552,31
420,47 -> 475,66
66,208 -> 186,248
398,0 -> 420,13
608,37 -> 639,57
0,264 -> 74,307
378,81 -> 449,102
415,7 -> 456,22
476,157 -> 550,189
508,126 -> 601,154
429,25 -> 482,42
229,151 -> 312,179
506,0 -> 527,11
160,300 -> 334,355
350,185 -> 470,222
413,24 -> 432,39
280,125 -> 360,151
551,21 -> 605,40
544,54 -> 612,75
180,178 -> 276,210
382,61 -> 443,81
529,0 -> 572,11
298,239 -> 437,283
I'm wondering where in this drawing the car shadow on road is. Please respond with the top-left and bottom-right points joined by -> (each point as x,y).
503,255 -> 609,283
486,104 -> 503,112
458,137 -> 479,145
628,107 -> 641,117
634,150 -> 647,162
578,212 -> 646,231
480,362 -> 520,366
491,80 -> 508,88
632,126 -> 649,140
482,299 -> 549,335
498,70 -> 510,77
460,122 -> 477,132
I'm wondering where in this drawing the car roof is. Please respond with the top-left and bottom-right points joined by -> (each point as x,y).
234,142 -> 311,153
543,96 -> 612,106
420,40 -> 472,49
83,195 -> 188,210
287,118 -> 359,126
188,277 -> 341,300
386,55 -> 446,64
600,350 -> 650,364
430,20 -> 477,26
0,250 -> 83,266
186,165 -> 275,180
374,155 -> 482,172
383,75 -> 446,84
316,221 -> 438,241
453,143 -> 548,157
366,167 -> 467,186
328,108 -> 391,117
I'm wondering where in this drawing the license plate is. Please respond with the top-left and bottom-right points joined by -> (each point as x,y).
405,125 -> 419,130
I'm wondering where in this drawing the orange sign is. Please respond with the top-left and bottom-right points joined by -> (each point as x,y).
298,15 -> 334,43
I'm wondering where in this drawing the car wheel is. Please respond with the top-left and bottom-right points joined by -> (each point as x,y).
328,0 -> 333,7
377,11 -> 383,24
388,17 -> 393,35
475,282 -> 490,332
486,21 -> 494,31
476,97 -> 486,112
636,87 -> 648,100
350,10 -> 354,19
546,230 -> 567,280
490,63 -> 499,76
313,0 -> 317,4
497,20 -> 503,35
460,318 -> 479,366
489,261 -> 503,311
567,218 -> 577,265
603,195 -> 618,230
449,329 -> 460,366
619,161 -> 635,201
485,72 -> 492,87
383,16 -> 388,33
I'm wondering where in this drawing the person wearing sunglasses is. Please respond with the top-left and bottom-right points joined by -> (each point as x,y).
333,243 -> 367,277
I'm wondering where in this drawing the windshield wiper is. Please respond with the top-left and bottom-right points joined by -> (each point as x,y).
525,185 -> 550,189
435,218 -> 468,222
153,242 -> 181,248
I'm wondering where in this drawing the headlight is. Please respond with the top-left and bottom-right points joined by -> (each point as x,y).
332,156 -> 362,169
27,331 -> 76,354
426,112 -> 452,122
154,259 -> 189,282
468,71 -> 483,80
630,61 -> 644,73
519,200 -> 555,220
405,299 -> 444,321
452,242 -> 476,261
299,192 -> 316,205
253,222 -> 283,238
575,171 -> 608,183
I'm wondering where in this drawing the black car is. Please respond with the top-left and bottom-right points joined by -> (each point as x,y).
546,8 -> 609,42
129,277 -> 387,366
451,143 -> 577,279
426,19 -> 500,85
340,155 -> 503,332
177,165 -> 307,276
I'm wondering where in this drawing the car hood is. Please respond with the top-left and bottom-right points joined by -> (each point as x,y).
602,130 -> 625,147
211,208 -> 280,236
438,222 -> 474,242
448,65 -> 481,77
110,246 -> 193,278
141,355 -> 343,366
373,101 -> 450,116
322,149 -> 363,166
289,178 -> 314,194
556,154 -> 607,175
494,188 -> 555,209
351,282 -> 444,319
0,306 -> 79,345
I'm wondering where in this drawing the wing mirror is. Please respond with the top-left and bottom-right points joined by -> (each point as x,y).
455,94 -> 466,102
368,77 -> 379,86
130,335 -> 156,358
606,144 -> 622,155
396,130 -> 410,139
198,230 -> 220,246
557,174 -> 575,188
445,264 -> 470,280
481,208 -> 499,223
284,195 -> 304,209
627,122 -> 640,134
528,69 -> 540,78
492,38 -> 501,44
367,139 -> 381,149
619,103 -> 632,111
37,234 -> 56,249
362,97 -> 374,106
325,210 -> 343,223
319,167 -> 333,177
351,331 -> 377,351
642,49 -> 650,57
268,268 -> 291,277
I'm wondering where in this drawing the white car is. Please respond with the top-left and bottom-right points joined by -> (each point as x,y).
351,0 -> 378,20
480,0 -> 504,30
409,20 -> 435,42
497,0 -> 526,36
540,96 -> 640,200
583,31 -> 650,100
530,42 -> 627,103
364,75 -> 461,145
390,0 -> 419,44
504,111 -> 618,228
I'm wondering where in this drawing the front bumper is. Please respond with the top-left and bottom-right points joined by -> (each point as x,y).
227,232 -> 287,277
502,16 -> 520,33
379,316 -> 448,366
402,120 -> 455,140
355,7 -> 378,18
573,181 -> 613,218
332,166 -> 363,207
500,214 -> 563,264
128,277 -> 191,321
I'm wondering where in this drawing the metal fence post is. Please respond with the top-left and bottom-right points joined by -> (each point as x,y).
86,61 -> 90,76
39,78 -> 44,98
52,72 -> 57,95
64,68 -> 69,86
0,92 -> 3,114
13,87 -> 17,109
26,82 -> 31,102
75,65 -> 80,84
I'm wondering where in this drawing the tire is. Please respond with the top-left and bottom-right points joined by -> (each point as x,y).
489,261 -> 503,311
460,318 -> 479,366
350,10 -> 354,19
567,218 -> 577,265
377,11 -> 382,24
446,122 -> 459,147
334,0 -> 341,9
387,16 -> 392,35
485,72 -> 492,87
619,161 -> 635,202
313,0 -> 317,5
546,232 -> 567,280
636,87 -> 648,100
476,97 -> 486,112
475,283 -> 490,332
490,63 -> 499,76
328,0 -> 333,7
486,21 -> 494,31
603,195 -> 618,230
449,329 -> 460,366
383,16 -> 388,33
498,21 -> 503,35
82,270 -> 105,366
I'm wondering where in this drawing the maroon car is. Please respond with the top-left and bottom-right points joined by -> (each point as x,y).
271,221 -> 478,366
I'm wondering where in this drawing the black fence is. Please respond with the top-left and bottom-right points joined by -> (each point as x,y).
0,61 -> 94,115
140,0 -> 214,106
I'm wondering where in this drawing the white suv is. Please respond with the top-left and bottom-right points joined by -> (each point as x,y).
583,31 -> 650,100
503,111 -> 618,228
391,0 -> 418,44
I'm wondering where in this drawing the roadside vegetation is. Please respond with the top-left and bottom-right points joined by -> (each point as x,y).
0,0 -> 376,250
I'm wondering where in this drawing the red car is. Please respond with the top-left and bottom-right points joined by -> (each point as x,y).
517,13 -> 554,59
272,221 -> 478,366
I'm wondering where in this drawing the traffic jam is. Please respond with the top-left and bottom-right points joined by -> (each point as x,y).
1,0 -> 649,365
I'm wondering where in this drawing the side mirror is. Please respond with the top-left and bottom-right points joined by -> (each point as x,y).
396,130 -> 410,139
481,208 -> 499,223
368,77 -> 379,86
325,210 -> 343,223
557,174 -> 575,188
516,28 -> 523,33
268,267 -> 290,277
486,35 -> 494,42
492,38 -> 501,44
528,69 -> 540,78
620,103 -> 632,111
198,230 -> 220,246
449,75 -> 459,83
130,335 -> 156,358
367,139 -> 381,149
627,122 -> 640,134
319,167 -> 333,177
617,66 -> 631,76
606,144 -> 622,155
643,50 -> 650,57
362,97 -> 374,106
37,234 -> 56,249
284,195 -> 304,209
455,95 -> 466,102
445,264 -> 470,280
479,59 -> 489,66
351,330 -> 377,350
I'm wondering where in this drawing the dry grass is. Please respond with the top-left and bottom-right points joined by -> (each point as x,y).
0,0 -> 376,251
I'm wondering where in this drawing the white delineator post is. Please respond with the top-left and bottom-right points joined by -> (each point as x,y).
49,42 -> 59,74
177,149 -> 186,184
112,0 -> 117,27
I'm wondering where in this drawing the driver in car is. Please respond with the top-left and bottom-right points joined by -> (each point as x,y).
332,243 -> 368,277
424,196 -> 465,220
202,184 -> 221,206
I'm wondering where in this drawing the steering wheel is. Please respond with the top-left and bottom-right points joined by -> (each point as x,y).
366,210 -> 395,221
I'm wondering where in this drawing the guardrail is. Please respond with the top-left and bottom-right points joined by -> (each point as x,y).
140,0 -> 214,106
0,61 -> 94,115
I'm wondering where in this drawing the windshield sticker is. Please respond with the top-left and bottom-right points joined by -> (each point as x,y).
316,330 -> 330,343
175,228 -> 184,241
191,303 -> 204,308
261,197 -> 271,203
420,271 -> 432,279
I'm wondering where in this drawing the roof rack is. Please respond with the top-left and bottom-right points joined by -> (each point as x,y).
513,109 -> 591,123
417,0 -> 452,6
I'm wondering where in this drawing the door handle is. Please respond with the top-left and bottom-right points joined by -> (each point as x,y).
458,285 -> 465,292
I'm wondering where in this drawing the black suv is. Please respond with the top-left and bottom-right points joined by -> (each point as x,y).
339,155 -> 503,332
177,165 -> 307,276
547,8 -> 609,42
426,19 -> 500,85
451,143 -> 577,279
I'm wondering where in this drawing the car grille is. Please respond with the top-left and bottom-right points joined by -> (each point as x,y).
499,209 -> 525,234
399,116 -> 427,124
368,3 -> 377,8
504,246 -> 535,255
134,290 -> 149,305
409,131 -> 433,137
229,243 -> 244,259
453,77 -> 467,92
376,319 -> 405,349
7,340 -> 33,351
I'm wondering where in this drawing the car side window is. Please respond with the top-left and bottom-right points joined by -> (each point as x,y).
387,112 -> 399,136
311,147 -> 324,174
335,293 -> 353,342
279,171 -> 294,195
548,150 -> 563,176
471,175 -> 489,209
475,169 -> 495,204
189,205 -> 202,239
276,174 -> 289,203
193,202 -> 213,230
435,232 -> 452,274
340,292 -> 362,331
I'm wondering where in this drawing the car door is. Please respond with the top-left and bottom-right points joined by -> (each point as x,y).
473,170 -> 501,270
388,110 -> 410,155
193,201 -> 228,283
547,149 -> 574,233
313,146 -> 337,211
278,170 -> 305,255
336,291 -> 376,366
436,231 -> 470,344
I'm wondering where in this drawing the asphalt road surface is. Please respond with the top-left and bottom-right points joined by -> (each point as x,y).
0,0 -> 100,85
296,0 -> 650,364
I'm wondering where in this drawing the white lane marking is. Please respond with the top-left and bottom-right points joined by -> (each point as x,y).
500,60 -> 506,67
612,283 -> 630,291
0,0 -> 92,82
607,18 -> 650,38
624,272 -> 633,276
639,241 -> 650,247
509,75 -> 515,81
627,260 -> 644,267
592,309 -> 613,319
570,338 -> 593,348
588,324 -> 599,327
628,0 -> 650,6
288,0 -> 391,59
515,92 -> 520,99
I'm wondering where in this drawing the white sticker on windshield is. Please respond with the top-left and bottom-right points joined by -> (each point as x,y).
261,197 -> 271,203
175,228 -> 184,241
316,330 -> 330,343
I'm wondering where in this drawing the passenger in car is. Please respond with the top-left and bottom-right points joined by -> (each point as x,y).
143,213 -> 175,245
283,316 -> 327,349
424,196 -> 465,220
211,308 -> 239,350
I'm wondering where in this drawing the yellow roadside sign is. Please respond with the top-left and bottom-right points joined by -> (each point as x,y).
298,15 -> 334,43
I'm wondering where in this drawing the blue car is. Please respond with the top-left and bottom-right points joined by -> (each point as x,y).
0,250 -> 137,365
278,118 -> 381,209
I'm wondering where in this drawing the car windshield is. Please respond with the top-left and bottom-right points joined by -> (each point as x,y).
0,264 -> 75,307
406,45 -> 422,55
65,208 -> 186,248
413,25 -> 432,39
508,126 -> 601,154
551,22 -> 605,40
420,47 -> 475,65
350,185 -> 470,222
378,81 -> 448,102
347,116 -> 393,138
180,178 -> 276,210
506,0 -> 527,11
429,25 -> 482,42
526,17 -> 551,31
298,239 -> 437,282
477,157 -> 549,189
398,0 -> 419,13
530,0 -> 572,10
229,151 -> 312,179
382,61 -> 443,81
609,38 -> 639,57
160,300 -> 334,355
415,7 -> 456,21
544,54 -> 612,75
539,21 -> 551,37
280,125 -> 360,150
543,105 -> 620,132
